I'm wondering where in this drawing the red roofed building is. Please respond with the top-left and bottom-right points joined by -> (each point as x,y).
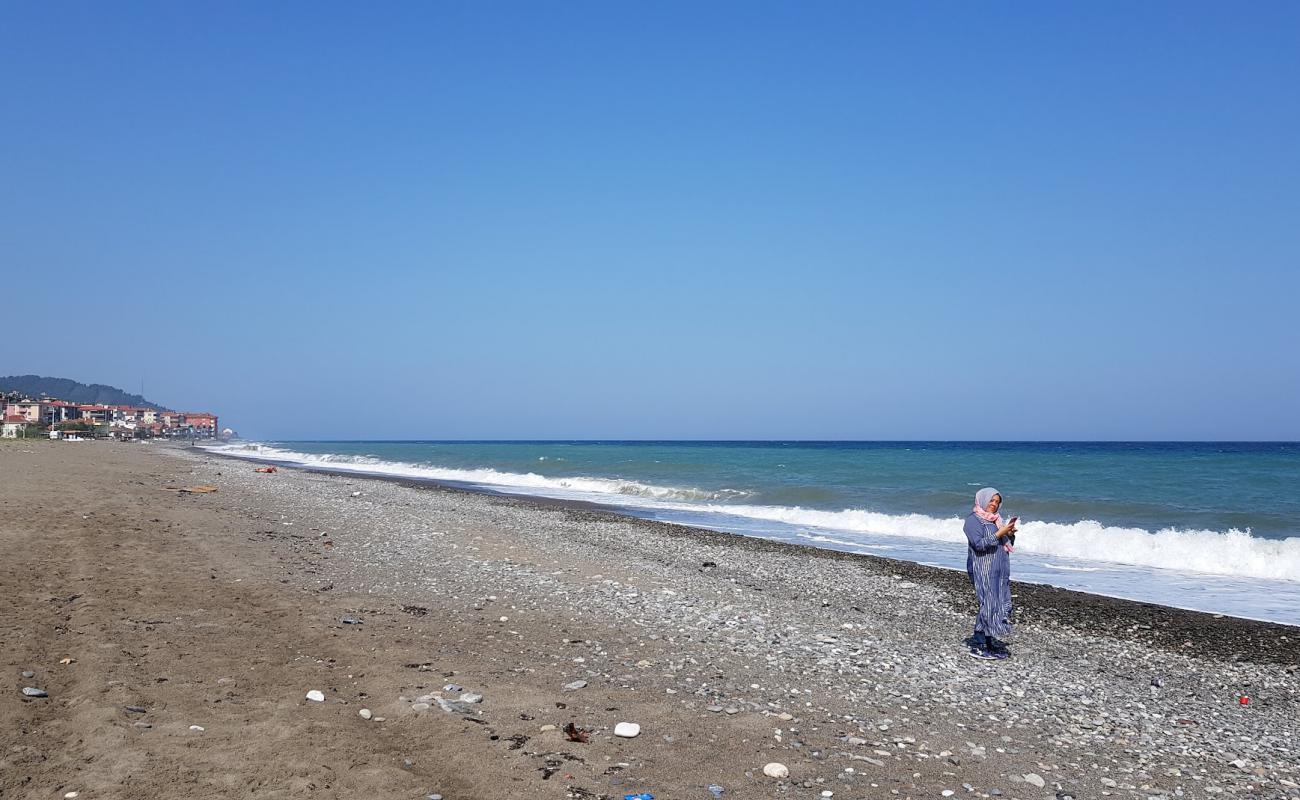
78,405 -> 114,424
181,412 -> 219,437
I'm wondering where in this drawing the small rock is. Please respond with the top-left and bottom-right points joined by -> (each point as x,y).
614,722 -> 641,738
410,703 -> 432,712
21,670 -> 35,678
21,687 -> 48,698
189,725 -> 205,732
564,680 -> 588,691
459,693 -> 483,704
443,684 -> 462,692
306,690 -> 325,702
1024,773 -> 1046,788
540,724 -> 557,732
124,705 -> 147,714
65,793 -> 79,799
340,616 -> 363,625
359,708 -> 373,720
427,795 -> 443,800
706,705 -> 724,713
764,763 -> 790,779
133,722 -> 152,729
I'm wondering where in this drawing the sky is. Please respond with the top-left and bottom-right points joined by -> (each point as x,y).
2,1 -> 1297,440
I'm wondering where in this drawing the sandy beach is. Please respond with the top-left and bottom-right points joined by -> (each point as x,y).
3,441 -> 1297,800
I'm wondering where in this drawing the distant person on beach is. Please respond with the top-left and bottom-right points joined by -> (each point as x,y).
964,487 -> 1018,660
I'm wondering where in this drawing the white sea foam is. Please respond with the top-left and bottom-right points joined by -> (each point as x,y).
205,442 -> 1300,584
206,443 -> 752,503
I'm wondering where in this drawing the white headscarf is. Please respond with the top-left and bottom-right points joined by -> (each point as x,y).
973,487 -> 1002,524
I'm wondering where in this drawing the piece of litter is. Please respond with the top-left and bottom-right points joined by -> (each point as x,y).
59,657 -> 75,665
563,722 -> 590,743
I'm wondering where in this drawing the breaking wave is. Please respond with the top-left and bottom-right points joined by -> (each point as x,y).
204,442 -> 1300,583
204,442 -> 752,503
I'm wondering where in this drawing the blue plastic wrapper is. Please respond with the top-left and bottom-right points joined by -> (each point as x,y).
624,794 -> 654,800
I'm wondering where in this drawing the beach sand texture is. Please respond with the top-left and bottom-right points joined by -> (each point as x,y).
2,441 -> 1297,799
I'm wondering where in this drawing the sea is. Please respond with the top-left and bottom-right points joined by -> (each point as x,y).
202,440 -> 1300,626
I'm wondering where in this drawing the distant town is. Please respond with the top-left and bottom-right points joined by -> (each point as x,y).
2,390 -> 227,440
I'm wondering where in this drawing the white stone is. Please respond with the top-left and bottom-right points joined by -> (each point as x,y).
1023,773 -> 1046,788
943,792 -> 955,797
614,722 -> 641,738
764,762 -> 790,779
410,702 -> 431,712
459,693 -> 483,704
189,725 -> 205,732
65,793 -> 79,799
305,690 -> 325,702
359,708 -> 372,720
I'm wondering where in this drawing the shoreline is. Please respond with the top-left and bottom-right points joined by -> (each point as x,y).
196,444 -> 1300,665
5,441 -> 1298,799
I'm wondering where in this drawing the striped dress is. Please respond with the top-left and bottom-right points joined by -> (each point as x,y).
963,513 -> 1012,638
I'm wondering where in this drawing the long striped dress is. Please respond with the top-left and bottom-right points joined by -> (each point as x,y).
963,513 -> 1012,639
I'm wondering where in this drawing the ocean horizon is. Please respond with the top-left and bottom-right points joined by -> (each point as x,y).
204,439 -> 1300,626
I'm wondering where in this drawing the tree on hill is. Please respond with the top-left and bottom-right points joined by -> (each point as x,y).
0,375 -> 164,410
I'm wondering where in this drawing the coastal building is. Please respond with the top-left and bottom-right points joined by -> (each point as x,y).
0,393 -> 221,439
48,400 -> 81,423
179,412 -> 219,438
2,415 -> 29,438
78,405 -> 114,424
4,401 -> 49,424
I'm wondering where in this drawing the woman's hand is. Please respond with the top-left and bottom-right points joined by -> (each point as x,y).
996,523 -> 1017,539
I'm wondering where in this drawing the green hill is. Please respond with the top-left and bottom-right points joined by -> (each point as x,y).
0,375 -> 166,410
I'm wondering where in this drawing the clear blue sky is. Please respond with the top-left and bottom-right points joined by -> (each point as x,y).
3,1 -> 1297,440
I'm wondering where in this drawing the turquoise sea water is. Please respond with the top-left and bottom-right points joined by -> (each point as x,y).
207,440 -> 1300,625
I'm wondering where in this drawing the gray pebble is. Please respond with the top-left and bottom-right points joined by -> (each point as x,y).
21,687 -> 48,698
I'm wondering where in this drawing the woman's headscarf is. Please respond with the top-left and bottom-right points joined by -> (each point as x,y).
972,487 -> 1002,524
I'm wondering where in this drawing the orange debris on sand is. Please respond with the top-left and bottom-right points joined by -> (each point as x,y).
255,466 -> 278,473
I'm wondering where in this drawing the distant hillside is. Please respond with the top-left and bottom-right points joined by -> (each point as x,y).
0,375 -> 166,410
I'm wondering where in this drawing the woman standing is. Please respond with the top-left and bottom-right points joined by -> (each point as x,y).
964,487 -> 1018,660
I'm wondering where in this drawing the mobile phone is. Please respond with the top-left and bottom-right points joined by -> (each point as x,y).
1008,516 -> 1019,527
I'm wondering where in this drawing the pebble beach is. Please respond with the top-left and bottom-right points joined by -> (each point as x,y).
3,441 -> 1297,799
